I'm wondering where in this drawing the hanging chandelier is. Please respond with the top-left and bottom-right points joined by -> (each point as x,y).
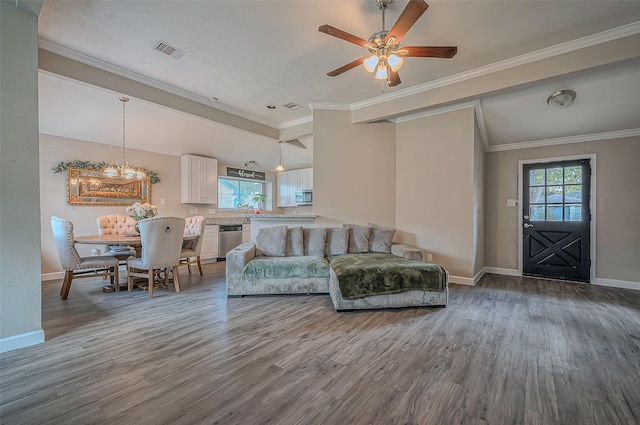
275,141 -> 285,173
103,96 -> 146,179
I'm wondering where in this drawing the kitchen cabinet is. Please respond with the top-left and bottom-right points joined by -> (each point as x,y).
277,172 -> 296,207
297,168 -> 313,190
201,224 -> 218,261
242,223 -> 251,243
181,154 -> 218,204
277,168 -> 313,207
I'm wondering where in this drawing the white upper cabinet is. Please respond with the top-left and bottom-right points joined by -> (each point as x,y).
181,155 -> 218,204
277,171 -> 295,207
297,168 -> 313,191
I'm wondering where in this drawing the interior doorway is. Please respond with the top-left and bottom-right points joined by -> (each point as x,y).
521,158 -> 592,282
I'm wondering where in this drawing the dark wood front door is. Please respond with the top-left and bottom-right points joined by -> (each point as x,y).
523,159 -> 591,282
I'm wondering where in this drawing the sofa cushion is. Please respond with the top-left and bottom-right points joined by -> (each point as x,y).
325,227 -> 349,256
255,225 -> 287,257
285,226 -> 304,256
243,256 -> 330,279
368,223 -> 396,254
303,227 -> 327,257
343,224 -> 372,253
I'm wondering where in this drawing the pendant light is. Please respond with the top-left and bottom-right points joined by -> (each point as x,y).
275,141 -> 285,172
103,96 -> 146,179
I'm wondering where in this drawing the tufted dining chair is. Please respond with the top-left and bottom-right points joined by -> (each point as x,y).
127,216 -> 186,298
178,215 -> 206,276
97,215 -> 138,260
51,216 -> 120,300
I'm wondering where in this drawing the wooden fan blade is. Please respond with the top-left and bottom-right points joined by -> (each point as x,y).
385,0 -> 429,44
327,56 -> 367,77
319,24 -> 369,48
400,46 -> 457,58
388,70 -> 401,87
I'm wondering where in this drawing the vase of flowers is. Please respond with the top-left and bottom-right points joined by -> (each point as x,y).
126,202 -> 158,233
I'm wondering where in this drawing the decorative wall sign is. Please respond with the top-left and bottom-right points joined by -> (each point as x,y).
227,167 -> 266,181
67,168 -> 151,206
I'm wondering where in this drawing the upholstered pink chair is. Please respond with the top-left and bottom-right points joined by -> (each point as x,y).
178,215 -> 206,276
51,216 -> 119,300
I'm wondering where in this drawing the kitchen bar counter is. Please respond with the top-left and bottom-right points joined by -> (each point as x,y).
236,214 -> 316,242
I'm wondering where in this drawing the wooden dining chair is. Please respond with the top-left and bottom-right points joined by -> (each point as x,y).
127,216 -> 186,298
51,216 -> 120,300
178,215 -> 206,276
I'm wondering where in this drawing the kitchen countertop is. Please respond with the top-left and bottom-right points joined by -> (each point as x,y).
205,217 -> 249,225
237,214 -> 316,220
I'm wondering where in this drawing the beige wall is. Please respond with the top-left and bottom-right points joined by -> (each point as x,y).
40,134 -> 280,275
396,107 -> 478,278
485,136 -> 640,282
0,3 -> 43,347
312,109 -> 396,227
473,116 -> 485,276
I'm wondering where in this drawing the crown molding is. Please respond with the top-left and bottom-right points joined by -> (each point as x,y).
474,100 -> 491,152
308,102 -> 351,111
279,115 -> 313,129
391,100 -> 477,123
38,38 -> 280,129
351,21 -> 640,111
488,128 -> 640,152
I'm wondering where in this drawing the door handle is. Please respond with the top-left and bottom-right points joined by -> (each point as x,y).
524,223 -> 534,228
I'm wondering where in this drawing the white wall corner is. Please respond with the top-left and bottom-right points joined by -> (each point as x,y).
0,330 -> 45,353
473,100 -> 490,152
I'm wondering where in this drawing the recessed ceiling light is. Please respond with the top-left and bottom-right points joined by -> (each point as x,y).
547,90 -> 576,108
267,105 -> 276,109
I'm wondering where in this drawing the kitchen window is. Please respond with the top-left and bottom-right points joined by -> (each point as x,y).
217,177 -> 264,210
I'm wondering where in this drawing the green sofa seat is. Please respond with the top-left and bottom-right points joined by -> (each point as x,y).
243,256 -> 330,280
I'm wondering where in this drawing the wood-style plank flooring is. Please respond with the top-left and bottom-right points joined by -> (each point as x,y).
1,263 -> 639,424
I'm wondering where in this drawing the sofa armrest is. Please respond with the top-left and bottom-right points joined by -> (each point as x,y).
390,243 -> 424,261
226,243 -> 256,279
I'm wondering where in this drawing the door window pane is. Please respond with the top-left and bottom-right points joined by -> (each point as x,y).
546,168 -> 563,185
529,188 -> 545,204
564,166 -> 582,184
529,169 -> 545,186
529,205 -> 545,221
564,185 -> 582,203
546,186 -> 563,203
547,206 -> 563,221
564,204 -> 582,221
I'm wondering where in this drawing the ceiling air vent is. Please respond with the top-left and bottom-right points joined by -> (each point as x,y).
283,102 -> 302,110
154,41 -> 186,60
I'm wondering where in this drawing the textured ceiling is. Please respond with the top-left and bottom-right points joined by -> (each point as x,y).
36,0 -> 640,168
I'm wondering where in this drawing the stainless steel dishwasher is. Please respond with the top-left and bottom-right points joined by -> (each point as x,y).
217,224 -> 243,261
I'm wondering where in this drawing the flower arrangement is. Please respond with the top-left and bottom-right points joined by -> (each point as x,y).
126,202 -> 158,221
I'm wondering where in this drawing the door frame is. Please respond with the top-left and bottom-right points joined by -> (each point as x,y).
517,154 -> 596,282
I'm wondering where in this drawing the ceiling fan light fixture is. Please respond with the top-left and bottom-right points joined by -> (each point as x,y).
375,63 -> 388,80
387,54 -> 403,72
363,55 -> 379,73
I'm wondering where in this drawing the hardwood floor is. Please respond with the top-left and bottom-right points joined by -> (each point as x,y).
1,263 -> 639,424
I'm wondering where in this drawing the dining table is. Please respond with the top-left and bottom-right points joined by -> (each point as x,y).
74,233 -> 198,292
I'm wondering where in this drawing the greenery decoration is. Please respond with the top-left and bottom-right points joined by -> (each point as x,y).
52,160 -> 160,184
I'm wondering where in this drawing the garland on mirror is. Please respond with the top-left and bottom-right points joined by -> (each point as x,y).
51,160 -> 160,184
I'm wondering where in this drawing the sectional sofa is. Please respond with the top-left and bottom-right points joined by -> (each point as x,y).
226,224 -> 449,311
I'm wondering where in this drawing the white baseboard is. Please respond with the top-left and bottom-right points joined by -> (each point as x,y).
448,275 -> 476,286
592,277 -> 640,291
41,271 -> 64,281
483,267 -> 521,276
0,330 -> 45,353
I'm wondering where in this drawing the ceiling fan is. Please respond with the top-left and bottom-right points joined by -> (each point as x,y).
319,0 -> 457,87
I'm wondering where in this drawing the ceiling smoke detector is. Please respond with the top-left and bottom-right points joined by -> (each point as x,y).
154,41 -> 186,60
547,90 -> 576,108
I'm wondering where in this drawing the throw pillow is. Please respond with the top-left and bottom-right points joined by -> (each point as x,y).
255,225 -> 287,257
368,222 -> 396,253
285,226 -> 304,256
325,227 -> 349,256
303,227 -> 327,257
343,224 -> 372,253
